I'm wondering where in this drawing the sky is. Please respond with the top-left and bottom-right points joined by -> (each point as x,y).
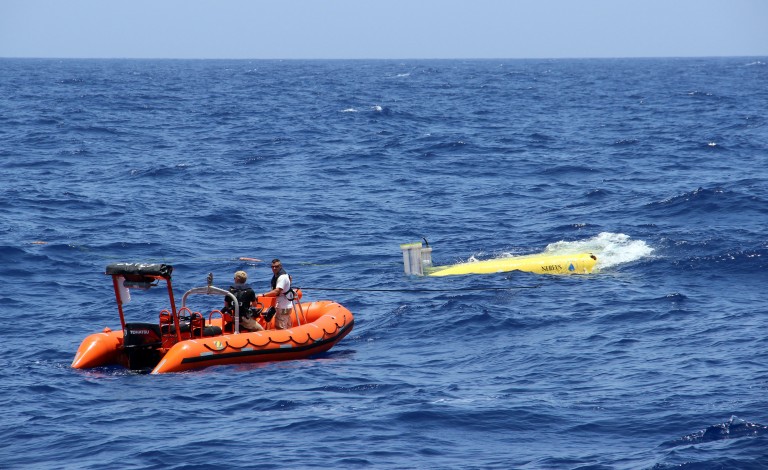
1,0 -> 767,60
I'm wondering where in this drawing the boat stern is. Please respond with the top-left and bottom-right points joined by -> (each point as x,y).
71,328 -> 124,369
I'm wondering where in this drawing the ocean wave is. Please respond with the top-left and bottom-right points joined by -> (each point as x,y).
661,416 -> 768,448
647,186 -> 768,218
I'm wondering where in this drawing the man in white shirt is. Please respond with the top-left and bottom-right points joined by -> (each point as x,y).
260,259 -> 293,330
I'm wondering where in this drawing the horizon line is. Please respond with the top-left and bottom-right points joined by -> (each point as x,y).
2,54 -> 766,61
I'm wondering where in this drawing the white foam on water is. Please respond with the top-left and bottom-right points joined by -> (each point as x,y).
542,232 -> 654,269
459,233 -> 652,271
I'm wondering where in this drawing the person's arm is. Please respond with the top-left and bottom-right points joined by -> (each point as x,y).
259,287 -> 283,297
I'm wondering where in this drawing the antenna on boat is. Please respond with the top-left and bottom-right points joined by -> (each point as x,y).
207,272 -> 213,287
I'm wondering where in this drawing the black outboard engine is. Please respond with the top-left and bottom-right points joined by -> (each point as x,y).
123,323 -> 163,371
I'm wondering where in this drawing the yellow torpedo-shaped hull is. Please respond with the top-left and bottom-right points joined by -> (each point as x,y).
427,252 -> 597,277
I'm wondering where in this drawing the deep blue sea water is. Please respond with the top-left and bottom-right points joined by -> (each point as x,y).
1,57 -> 767,469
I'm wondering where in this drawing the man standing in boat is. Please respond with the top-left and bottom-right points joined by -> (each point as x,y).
259,259 -> 294,330
226,271 -> 263,332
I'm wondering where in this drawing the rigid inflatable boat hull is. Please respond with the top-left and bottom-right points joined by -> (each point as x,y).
153,303 -> 353,373
72,300 -> 354,374
71,330 -> 125,369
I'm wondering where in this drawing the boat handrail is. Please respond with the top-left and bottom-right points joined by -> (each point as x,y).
182,286 -> 241,333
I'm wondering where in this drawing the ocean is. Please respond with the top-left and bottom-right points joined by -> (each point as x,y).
1,57 -> 767,469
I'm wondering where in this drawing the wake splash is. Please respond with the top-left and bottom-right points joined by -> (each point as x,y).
465,233 -> 653,271
542,232 -> 653,270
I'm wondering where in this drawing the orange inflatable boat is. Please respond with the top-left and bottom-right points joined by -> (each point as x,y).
72,263 -> 354,374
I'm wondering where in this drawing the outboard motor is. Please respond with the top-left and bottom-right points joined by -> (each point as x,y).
123,322 -> 163,371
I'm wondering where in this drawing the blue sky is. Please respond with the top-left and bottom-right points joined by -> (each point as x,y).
1,0 -> 766,59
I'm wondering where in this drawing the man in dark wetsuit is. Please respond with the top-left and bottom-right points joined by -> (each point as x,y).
224,270 -> 263,332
